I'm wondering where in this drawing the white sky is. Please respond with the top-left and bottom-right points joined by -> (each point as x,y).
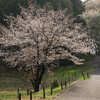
81,0 -> 87,2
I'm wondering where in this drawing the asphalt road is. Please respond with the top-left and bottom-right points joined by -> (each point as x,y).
56,56 -> 100,100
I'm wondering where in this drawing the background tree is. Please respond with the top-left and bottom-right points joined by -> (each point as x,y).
0,0 -> 85,25
70,0 -> 85,15
0,0 -> 28,25
0,3 -> 92,92
82,0 -> 100,54
31,0 -> 73,11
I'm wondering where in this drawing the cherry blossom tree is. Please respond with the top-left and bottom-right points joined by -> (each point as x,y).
0,3 -> 92,92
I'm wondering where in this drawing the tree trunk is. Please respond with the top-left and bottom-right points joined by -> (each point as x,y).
34,82 -> 40,92
28,65 -> 45,92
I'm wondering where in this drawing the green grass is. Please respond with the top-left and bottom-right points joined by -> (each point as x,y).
0,55 -> 93,99
0,84 -> 73,99
0,71 -> 33,91
41,61 -> 93,87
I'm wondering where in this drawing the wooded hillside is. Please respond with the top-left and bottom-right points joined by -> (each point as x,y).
0,0 -> 84,25
82,0 -> 100,54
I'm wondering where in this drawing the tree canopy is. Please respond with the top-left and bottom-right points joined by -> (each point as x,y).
82,0 -> 100,54
70,0 -> 85,15
0,0 -> 84,25
0,3 -> 92,91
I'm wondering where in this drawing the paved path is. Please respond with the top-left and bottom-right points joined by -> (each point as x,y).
56,56 -> 100,100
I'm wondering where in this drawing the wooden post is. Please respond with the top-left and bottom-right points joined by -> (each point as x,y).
61,81 -> 63,90
82,71 -> 84,76
68,73 -> 70,84
74,72 -> 76,80
30,91 -> 32,100
17,88 -> 19,98
72,75 -> 73,82
27,90 -> 30,95
18,93 -> 21,100
75,72 -> 76,77
43,87 -> 45,98
51,85 -> 53,95
69,77 -> 70,84
82,72 -> 85,80
87,72 -> 89,78
65,81 -> 67,87
83,74 -> 85,80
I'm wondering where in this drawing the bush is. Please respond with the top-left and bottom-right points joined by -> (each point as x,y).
52,79 -> 59,89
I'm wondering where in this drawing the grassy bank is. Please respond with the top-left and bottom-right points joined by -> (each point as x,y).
0,55 -> 93,99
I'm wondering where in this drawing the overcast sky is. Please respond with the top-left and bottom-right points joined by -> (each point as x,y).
81,0 -> 87,2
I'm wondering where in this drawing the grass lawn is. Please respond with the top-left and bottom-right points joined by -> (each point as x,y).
0,55 -> 93,99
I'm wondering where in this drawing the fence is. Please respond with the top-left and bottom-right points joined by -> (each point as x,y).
0,72 -> 90,100
17,72 -> 90,99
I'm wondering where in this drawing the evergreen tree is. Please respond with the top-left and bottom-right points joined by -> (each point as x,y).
70,0 -> 85,15
0,0 -> 85,25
